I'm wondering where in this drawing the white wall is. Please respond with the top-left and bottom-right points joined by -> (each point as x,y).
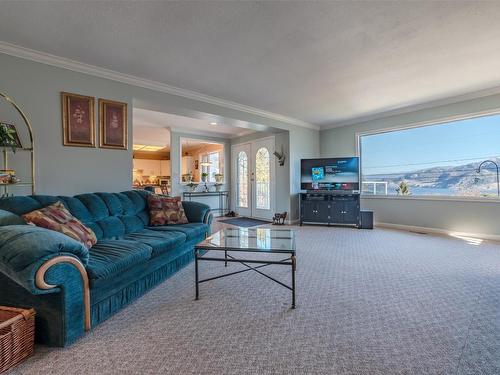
0,52 -> 312,197
289,127 -> 320,222
0,54 -> 134,195
320,94 -> 500,237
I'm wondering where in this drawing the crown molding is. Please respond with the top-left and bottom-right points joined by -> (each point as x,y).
320,84 -> 500,130
0,41 -> 318,131
169,126 -> 236,140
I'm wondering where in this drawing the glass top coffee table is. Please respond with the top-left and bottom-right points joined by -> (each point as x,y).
194,227 -> 296,308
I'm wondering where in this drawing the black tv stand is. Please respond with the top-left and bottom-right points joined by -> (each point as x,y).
299,191 -> 360,227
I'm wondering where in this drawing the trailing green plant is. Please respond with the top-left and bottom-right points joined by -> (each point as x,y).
0,126 -> 18,153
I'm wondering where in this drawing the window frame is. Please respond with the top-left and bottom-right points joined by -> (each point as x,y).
179,137 -> 225,185
355,109 -> 500,203
201,151 -> 221,182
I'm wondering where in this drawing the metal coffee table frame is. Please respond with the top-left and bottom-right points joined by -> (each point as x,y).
194,242 -> 296,309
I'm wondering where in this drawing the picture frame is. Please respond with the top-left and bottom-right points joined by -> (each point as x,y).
99,99 -> 128,150
61,92 -> 96,147
0,122 -> 23,149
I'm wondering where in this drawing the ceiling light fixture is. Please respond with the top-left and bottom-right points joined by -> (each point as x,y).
209,122 -> 218,126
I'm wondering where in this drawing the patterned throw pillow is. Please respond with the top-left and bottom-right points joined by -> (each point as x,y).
147,195 -> 188,226
22,201 -> 97,249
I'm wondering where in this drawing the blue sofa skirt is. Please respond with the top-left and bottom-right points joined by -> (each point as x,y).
0,234 -> 204,346
90,235 -> 202,326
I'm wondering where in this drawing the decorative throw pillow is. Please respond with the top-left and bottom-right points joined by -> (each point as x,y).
22,201 -> 97,249
147,195 -> 188,226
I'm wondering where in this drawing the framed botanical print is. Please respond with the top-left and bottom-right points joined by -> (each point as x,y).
99,99 -> 128,150
61,92 -> 95,147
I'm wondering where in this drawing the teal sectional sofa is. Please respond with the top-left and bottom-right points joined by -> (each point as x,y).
0,190 -> 212,346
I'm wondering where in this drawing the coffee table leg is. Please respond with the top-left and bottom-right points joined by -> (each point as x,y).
195,249 -> 199,300
225,250 -> 228,267
291,255 -> 296,309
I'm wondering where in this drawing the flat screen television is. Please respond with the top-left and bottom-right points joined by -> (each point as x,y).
301,157 -> 359,191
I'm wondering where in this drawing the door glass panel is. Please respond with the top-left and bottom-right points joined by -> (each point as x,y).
237,151 -> 248,208
255,147 -> 270,210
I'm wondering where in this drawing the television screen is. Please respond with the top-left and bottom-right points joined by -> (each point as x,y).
301,157 -> 359,191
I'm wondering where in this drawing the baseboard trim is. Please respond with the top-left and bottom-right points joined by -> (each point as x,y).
375,222 -> 500,242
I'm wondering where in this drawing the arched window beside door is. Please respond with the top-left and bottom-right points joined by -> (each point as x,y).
255,147 -> 270,209
237,151 -> 248,208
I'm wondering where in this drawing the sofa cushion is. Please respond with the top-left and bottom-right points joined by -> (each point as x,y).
86,239 -> 152,281
147,195 -> 188,226
0,209 -> 26,226
22,201 -> 97,249
0,196 -> 42,216
148,223 -> 209,241
95,192 -> 123,216
123,229 -> 187,257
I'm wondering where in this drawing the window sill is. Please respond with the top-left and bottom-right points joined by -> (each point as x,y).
361,194 -> 500,203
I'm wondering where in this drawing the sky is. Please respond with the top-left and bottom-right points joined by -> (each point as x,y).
361,113 -> 500,175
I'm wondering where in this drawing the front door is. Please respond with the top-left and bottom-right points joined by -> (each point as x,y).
232,143 -> 252,217
251,137 -> 274,220
232,137 -> 275,220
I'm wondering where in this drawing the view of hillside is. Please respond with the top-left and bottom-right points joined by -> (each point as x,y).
362,157 -> 500,197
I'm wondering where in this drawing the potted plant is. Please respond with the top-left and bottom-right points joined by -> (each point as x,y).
201,172 -> 209,182
0,125 -> 18,153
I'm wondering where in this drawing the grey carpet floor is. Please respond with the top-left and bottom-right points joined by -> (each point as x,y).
9,226 -> 500,375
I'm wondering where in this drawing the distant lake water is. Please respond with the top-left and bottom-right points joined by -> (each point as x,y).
407,187 -> 455,195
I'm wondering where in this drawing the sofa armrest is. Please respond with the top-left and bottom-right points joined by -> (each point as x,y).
0,225 -> 89,292
203,211 -> 213,233
0,225 -> 92,336
182,201 -> 211,223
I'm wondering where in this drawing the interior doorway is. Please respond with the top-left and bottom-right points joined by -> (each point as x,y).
132,126 -> 171,195
231,136 -> 275,220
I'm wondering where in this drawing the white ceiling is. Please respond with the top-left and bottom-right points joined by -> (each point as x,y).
2,2 -> 500,128
133,108 -> 255,139
181,139 -> 224,153
133,126 -> 170,149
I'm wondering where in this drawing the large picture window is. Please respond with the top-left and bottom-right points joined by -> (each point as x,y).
201,151 -> 221,182
359,113 -> 500,198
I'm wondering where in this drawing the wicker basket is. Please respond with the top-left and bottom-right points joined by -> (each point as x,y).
0,306 -> 35,373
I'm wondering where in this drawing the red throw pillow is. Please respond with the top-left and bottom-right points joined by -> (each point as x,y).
147,195 -> 188,226
22,201 -> 97,249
